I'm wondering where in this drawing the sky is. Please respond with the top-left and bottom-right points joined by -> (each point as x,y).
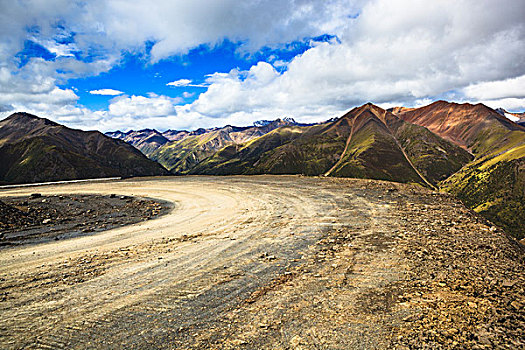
0,0 -> 524,132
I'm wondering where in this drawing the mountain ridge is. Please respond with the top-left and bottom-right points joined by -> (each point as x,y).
392,101 -> 525,239
147,118 -> 305,173
187,104 -> 472,188
0,112 -> 168,185
5,100 -> 525,239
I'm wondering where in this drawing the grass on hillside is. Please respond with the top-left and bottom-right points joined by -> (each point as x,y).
442,154 -> 525,240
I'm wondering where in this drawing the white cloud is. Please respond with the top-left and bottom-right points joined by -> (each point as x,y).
168,0 -> 525,128
166,79 -> 208,88
0,87 -> 78,106
0,99 -> 104,131
108,94 -> 182,119
0,0 -> 353,64
463,75 -> 525,101
470,98 -> 525,112
89,89 -> 124,96
86,0 -> 357,62
460,75 -> 525,111
166,79 -> 192,87
1,0 -> 525,131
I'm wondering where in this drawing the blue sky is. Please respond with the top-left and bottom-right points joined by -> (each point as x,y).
65,37 -> 324,111
0,0 -> 524,131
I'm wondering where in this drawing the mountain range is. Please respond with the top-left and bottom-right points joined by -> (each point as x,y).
185,104 -> 472,187
105,101 -> 524,239
107,118 -> 310,173
0,112 -> 168,185
391,101 -> 525,240
1,101 -> 523,239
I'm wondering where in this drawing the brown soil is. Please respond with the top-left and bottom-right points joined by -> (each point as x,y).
0,194 -> 172,247
0,176 -> 522,349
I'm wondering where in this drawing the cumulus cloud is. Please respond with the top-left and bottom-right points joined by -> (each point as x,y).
170,0 -> 525,128
86,0 -> 356,62
463,75 -> 525,101
467,98 -> 525,112
89,89 -> 124,96
1,0 -> 524,131
0,0 -> 355,63
108,93 -> 182,119
0,0 -> 357,130
460,75 -> 525,111
0,87 -> 78,107
166,79 -> 192,87
0,104 -> 13,113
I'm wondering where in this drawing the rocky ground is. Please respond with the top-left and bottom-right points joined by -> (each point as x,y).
391,191 -> 525,349
0,176 -> 522,349
0,194 -> 171,246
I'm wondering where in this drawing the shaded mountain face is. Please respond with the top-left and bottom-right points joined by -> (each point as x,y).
188,104 -> 472,187
328,104 -> 473,185
150,118 -> 304,173
0,113 -> 168,185
392,101 -> 525,239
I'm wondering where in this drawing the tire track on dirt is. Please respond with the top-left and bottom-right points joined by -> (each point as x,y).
0,176 -> 405,349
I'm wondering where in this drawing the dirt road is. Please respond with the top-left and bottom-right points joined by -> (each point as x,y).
0,176 -> 523,349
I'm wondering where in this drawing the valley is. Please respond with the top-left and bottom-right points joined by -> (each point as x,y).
0,176 -> 523,349
2,2 -> 524,349
106,101 -> 525,240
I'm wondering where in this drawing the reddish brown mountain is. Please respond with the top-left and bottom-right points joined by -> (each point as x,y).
392,101 -> 525,239
392,101 -> 524,155
190,103 -> 472,187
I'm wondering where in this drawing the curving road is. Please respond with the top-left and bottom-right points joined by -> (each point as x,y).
0,175 -> 411,349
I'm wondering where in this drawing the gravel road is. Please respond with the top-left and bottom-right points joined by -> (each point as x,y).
0,176 -> 522,349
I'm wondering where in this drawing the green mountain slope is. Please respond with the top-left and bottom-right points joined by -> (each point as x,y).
151,127 -> 237,173
189,104 -> 471,187
394,122 -> 474,184
441,153 -> 525,240
326,105 -> 423,184
151,119 -> 300,173
189,122 -> 346,175
0,113 -> 168,184
394,101 -> 525,239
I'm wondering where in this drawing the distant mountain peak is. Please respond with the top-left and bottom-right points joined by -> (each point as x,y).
253,120 -> 273,127
191,128 -> 207,135
253,117 -> 297,127
7,112 -> 39,119
495,107 -> 525,124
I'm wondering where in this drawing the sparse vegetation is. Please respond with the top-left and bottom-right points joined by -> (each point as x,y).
0,113 -> 168,184
442,157 -> 525,239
